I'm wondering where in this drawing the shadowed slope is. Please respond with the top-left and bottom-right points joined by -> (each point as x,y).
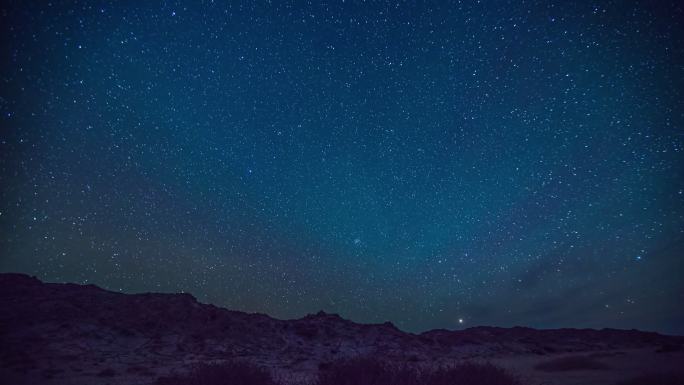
1,273 -> 682,384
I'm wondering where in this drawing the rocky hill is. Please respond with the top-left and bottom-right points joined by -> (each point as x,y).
1,273 -> 681,384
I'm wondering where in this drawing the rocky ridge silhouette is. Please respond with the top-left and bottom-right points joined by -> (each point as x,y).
1,273 -> 681,384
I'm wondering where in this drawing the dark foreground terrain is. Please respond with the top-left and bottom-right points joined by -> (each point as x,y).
1,273 -> 683,384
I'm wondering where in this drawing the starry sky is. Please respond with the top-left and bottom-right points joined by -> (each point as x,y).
1,1 -> 683,334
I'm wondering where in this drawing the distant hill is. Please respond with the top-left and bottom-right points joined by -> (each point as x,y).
1,273 -> 682,384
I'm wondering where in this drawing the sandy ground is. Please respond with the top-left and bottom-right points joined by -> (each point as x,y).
3,348 -> 683,385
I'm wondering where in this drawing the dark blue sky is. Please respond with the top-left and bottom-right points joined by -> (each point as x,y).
1,0 -> 683,334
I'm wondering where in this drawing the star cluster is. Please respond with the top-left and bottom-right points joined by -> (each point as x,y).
1,1 -> 683,333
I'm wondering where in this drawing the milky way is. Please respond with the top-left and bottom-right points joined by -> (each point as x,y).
1,1 -> 683,333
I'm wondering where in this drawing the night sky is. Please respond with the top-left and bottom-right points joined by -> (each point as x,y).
1,1 -> 683,334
